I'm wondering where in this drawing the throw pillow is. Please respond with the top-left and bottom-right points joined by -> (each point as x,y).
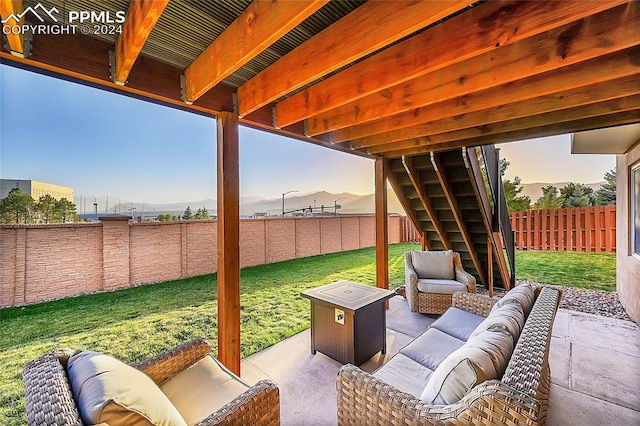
492,283 -> 536,317
67,351 -> 187,426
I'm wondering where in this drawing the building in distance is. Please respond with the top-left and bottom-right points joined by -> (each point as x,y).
0,179 -> 74,201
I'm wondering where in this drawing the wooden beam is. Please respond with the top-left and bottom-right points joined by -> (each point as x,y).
331,46 -> 640,143
307,3 -> 640,135
282,0 -> 625,129
238,1 -> 469,118
431,152 -> 487,286
184,0 -> 327,103
402,156 -> 450,250
113,0 -> 169,85
217,112 -> 241,375
0,0 -> 24,56
369,95 -> 640,154
383,109 -> 640,158
362,75 -> 640,149
375,156 -> 389,291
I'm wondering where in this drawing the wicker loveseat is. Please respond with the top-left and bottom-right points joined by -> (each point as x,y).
337,285 -> 561,425
405,250 -> 476,314
23,338 -> 280,425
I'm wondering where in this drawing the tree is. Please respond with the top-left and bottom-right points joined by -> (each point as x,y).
595,168 -> 616,206
194,207 -> 209,220
559,182 -> 595,208
534,185 -> 563,209
37,194 -> 57,223
0,188 -> 35,223
500,159 -> 531,212
182,206 -> 193,220
55,198 -> 77,223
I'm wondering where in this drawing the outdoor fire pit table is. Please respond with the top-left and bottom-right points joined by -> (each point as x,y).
301,280 -> 395,365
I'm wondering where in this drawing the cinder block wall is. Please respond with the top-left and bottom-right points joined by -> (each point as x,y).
0,215 -> 404,307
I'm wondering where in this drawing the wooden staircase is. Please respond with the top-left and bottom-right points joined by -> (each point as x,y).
387,146 -> 515,291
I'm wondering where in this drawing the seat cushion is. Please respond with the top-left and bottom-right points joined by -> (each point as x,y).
67,351 -> 187,426
419,341 -> 498,405
411,250 -> 455,280
469,302 -> 525,345
160,354 -> 249,426
400,328 -> 465,371
373,353 -> 434,398
492,283 -> 536,317
430,307 -> 486,342
417,279 -> 468,294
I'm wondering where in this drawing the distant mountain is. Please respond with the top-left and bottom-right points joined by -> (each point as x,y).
93,191 -> 406,218
520,182 -> 604,203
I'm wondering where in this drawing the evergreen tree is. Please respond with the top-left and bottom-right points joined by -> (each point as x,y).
183,206 -> 194,220
0,188 -> 35,223
194,207 -> 209,219
559,183 -> 595,208
55,198 -> 77,223
595,169 -> 616,206
37,194 -> 57,223
534,185 -> 563,209
500,159 -> 531,212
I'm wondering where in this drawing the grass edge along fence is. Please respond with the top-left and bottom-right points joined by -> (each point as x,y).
510,205 -> 616,253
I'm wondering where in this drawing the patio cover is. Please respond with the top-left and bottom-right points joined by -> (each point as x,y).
1,0 -> 638,373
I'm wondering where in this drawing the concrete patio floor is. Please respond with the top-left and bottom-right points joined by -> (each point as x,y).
239,295 -> 640,426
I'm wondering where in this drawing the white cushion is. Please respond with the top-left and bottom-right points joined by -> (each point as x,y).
411,250 -> 455,280
420,328 -> 513,405
470,302 -> 525,345
492,283 -> 536,317
417,279 -> 468,294
67,351 -> 187,426
161,354 -> 250,426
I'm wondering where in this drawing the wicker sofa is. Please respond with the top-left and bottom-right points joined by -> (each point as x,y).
337,285 -> 561,425
23,338 -> 280,425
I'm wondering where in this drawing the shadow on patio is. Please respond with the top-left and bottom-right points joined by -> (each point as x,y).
240,296 -> 640,426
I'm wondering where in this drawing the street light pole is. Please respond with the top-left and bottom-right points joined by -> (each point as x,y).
282,190 -> 298,216
334,197 -> 346,215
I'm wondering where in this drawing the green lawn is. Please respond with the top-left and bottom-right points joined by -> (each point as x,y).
0,245 -> 616,424
515,250 -> 616,291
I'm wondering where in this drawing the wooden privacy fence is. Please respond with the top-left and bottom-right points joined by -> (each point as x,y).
509,206 -> 616,253
400,216 -> 421,243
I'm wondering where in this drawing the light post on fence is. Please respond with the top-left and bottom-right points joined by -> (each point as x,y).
334,197 -> 346,215
282,190 -> 298,216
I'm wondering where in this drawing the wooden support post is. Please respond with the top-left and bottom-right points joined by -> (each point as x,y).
375,157 -> 389,292
487,237 -> 494,297
216,112 -> 241,375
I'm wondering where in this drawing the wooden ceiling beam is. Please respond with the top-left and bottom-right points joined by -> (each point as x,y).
332,47 -> 640,144
382,109 -> 640,158
184,0 -> 328,103
0,0 -> 25,56
307,3 -> 640,136
113,0 -> 169,85
356,74 -> 640,148
280,0 -> 625,129
402,157 -> 450,250
370,96 -> 640,155
237,0 -> 469,118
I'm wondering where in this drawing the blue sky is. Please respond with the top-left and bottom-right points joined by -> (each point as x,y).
0,64 -> 614,204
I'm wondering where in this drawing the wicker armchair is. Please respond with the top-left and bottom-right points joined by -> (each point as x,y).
23,338 -> 280,425
405,250 -> 476,314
